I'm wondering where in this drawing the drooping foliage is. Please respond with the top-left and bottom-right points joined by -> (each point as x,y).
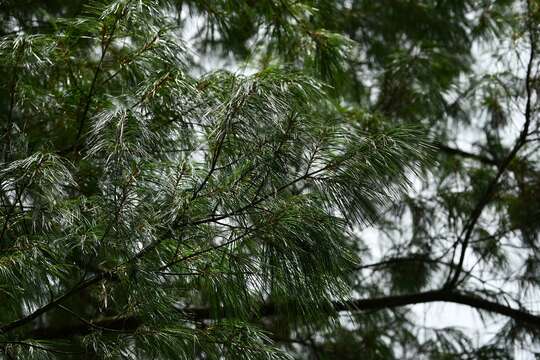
1,0 -> 540,359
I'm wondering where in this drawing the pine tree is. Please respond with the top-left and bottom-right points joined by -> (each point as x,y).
1,0 -> 539,359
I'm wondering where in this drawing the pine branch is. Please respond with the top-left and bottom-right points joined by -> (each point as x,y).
0,272 -> 115,335
2,49 -> 20,164
0,162 -> 326,335
353,255 -> 453,271
436,143 -> 498,166
445,2 -> 537,288
129,160 -> 331,264
72,11 -> 124,154
0,154 -> 366,336
19,289 -> 540,341
0,341 -> 82,355
0,158 -> 45,245
337,290 -> 540,327
159,226 -> 255,270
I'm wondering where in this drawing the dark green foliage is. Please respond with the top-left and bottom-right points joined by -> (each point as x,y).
1,0 -> 540,359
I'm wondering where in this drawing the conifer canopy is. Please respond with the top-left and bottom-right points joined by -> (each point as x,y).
1,0 -> 540,358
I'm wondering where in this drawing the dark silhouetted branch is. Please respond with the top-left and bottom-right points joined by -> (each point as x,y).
20,289 -> 540,341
